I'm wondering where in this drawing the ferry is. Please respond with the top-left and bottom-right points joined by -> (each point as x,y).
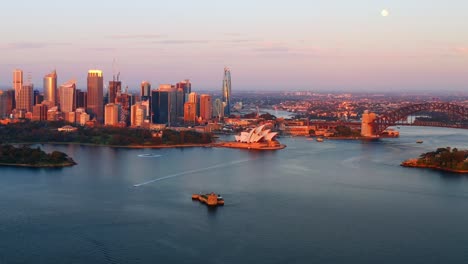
192,193 -> 224,207
416,140 -> 423,144
316,137 -> 324,142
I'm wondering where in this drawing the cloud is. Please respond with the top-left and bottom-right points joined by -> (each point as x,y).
152,40 -> 211,44
0,42 -> 71,50
107,34 -> 166,39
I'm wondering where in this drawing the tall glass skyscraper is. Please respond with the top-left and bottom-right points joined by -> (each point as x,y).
43,70 -> 57,106
222,67 -> 231,116
59,80 -> 76,113
87,70 -> 104,123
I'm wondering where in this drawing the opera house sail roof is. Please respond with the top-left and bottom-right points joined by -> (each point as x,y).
235,125 -> 278,143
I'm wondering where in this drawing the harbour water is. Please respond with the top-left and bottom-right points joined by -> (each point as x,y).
1,126 -> 468,263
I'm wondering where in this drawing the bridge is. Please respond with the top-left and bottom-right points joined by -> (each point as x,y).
361,102 -> 468,137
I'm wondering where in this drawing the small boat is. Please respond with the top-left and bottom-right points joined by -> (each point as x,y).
192,192 -> 224,207
416,140 -> 423,144
316,137 -> 324,142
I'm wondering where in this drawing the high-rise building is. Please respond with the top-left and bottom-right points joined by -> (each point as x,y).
141,81 -> 151,98
115,93 -> 133,126
87,70 -> 104,123
108,80 -> 121,104
184,102 -> 197,123
176,79 -> 191,103
131,102 -> 147,127
151,85 -> 176,125
59,80 -> 76,113
43,70 -> 57,106
16,84 -> 33,112
104,103 -> 119,126
214,98 -> 224,119
13,69 -> 23,104
222,67 -> 232,116
188,92 -> 199,117
32,103 -> 48,121
0,91 -> 7,118
176,87 -> 184,118
76,89 -> 87,109
199,94 -> 212,121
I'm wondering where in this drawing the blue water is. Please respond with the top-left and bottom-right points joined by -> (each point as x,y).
0,127 -> 468,264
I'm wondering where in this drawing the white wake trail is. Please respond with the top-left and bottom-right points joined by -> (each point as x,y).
133,159 -> 253,187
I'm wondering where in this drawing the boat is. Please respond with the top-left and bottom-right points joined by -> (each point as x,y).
416,140 -> 423,144
192,192 -> 224,207
316,137 -> 324,142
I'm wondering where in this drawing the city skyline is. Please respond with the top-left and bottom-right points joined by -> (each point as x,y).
1,1 -> 467,92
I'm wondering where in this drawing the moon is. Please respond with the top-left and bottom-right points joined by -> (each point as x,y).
381,9 -> 390,17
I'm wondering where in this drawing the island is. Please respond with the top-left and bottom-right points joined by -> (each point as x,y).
401,147 -> 468,174
0,144 -> 76,168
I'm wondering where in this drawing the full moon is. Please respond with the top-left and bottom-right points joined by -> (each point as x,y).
381,9 -> 389,17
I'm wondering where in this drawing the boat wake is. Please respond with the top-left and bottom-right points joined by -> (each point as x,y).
137,154 -> 162,158
133,158 -> 254,187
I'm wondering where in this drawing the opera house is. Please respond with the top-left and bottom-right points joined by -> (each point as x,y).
220,125 -> 286,150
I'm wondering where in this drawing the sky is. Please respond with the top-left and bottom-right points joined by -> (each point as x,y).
0,0 -> 467,92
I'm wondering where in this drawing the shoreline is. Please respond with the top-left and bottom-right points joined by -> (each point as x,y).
401,159 -> 468,174
0,161 -> 76,168
5,141 -> 215,149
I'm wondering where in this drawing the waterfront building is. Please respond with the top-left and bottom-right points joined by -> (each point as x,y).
87,70 -> 104,123
65,111 -> 76,124
32,103 -> 48,121
108,80 -> 121,104
16,84 -> 33,112
184,102 -> 197,123
141,81 -> 151,98
131,102 -> 146,127
13,69 -> 23,104
76,89 -> 87,109
199,94 -> 212,121
222,67 -> 232,116
59,80 -> 76,113
104,103 -> 120,126
43,70 -> 57,106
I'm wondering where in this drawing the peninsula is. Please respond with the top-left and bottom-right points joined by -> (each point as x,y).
0,144 -> 76,168
401,147 -> 468,174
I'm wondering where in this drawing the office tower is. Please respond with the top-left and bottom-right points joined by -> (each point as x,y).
59,80 -> 76,113
131,102 -> 146,127
176,87 -> 184,118
76,89 -> 87,108
43,70 -> 57,106
176,79 -> 191,103
104,103 -> 119,126
222,67 -> 232,116
4,90 -> 15,115
87,70 -> 104,123
32,104 -> 48,121
199,94 -> 212,121
188,92 -> 199,117
141,99 -> 150,119
13,69 -> 23,104
16,84 -> 33,112
34,92 -> 43,105
184,102 -> 197,123
151,85 -> 176,125
141,81 -> 151,98
0,91 -> 7,118
108,80 -> 121,104
214,98 -> 224,119
115,93 -> 133,126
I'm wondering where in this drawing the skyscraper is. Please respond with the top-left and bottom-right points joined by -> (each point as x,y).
141,81 -> 151,98
76,89 -> 87,109
199,94 -> 212,121
87,70 -> 104,123
104,103 -> 119,126
176,79 -> 191,103
131,102 -> 147,127
151,85 -> 176,125
16,84 -> 33,112
0,91 -> 7,118
59,80 -> 76,113
13,69 -> 23,104
184,102 -> 197,124
222,67 -> 232,116
108,80 -> 121,104
43,70 -> 57,106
